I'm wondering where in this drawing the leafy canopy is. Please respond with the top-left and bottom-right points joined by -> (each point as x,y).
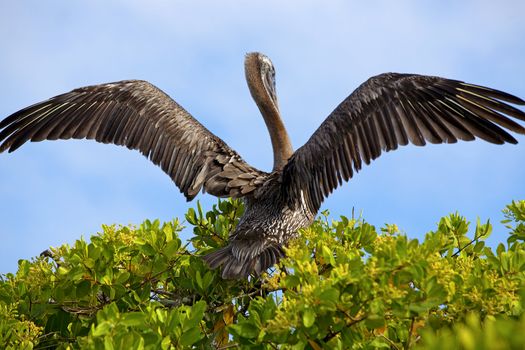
2,199 -> 525,349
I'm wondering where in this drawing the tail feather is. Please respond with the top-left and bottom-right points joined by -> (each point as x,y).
202,244 -> 284,279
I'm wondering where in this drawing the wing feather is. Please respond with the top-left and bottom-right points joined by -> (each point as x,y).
0,80 -> 267,200
282,73 -> 525,213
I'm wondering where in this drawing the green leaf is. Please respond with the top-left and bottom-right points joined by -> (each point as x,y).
497,243 -> 506,255
163,224 -> 173,241
303,308 -> 316,328
161,336 -> 171,350
84,257 -> 96,269
184,301 -> 206,331
195,270 -> 203,290
369,337 -> 391,348
104,335 -> 116,350
473,241 -> 485,253
229,323 -> 259,339
120,312 -> 146,327
179,326 -> 202,346
140,243 -> 156,256
186,208 -> 197,225
92,322 -> 112,337
164,239 -> 181,257
319,287 -> 340,310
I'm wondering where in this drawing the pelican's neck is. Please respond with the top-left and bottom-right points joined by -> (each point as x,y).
245,53 -> 293,171
255,95 -> 293,172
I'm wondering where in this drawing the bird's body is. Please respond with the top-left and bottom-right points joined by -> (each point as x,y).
1,53 -> 524,278
207,177 -> 315,278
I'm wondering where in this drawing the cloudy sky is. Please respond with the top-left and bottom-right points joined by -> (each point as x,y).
0,0 -> 524,273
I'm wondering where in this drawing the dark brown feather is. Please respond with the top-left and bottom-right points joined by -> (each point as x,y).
282,73 -> 525,213
0,80 -> 268,200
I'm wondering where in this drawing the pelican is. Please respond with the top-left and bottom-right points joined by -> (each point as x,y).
1,53 -> 524,278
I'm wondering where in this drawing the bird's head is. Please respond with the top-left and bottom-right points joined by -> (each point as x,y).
244,52 -> 279,112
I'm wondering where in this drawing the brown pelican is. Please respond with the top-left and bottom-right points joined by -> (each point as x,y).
1,53 -> 524,278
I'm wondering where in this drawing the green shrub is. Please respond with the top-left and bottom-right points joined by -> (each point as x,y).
1,199 -> 525,349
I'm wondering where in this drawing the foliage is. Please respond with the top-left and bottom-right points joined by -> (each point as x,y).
1,199 -> 525,349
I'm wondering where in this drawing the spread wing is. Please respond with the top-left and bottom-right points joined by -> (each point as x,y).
282,73 -> 525,213
0,80 -> 267,199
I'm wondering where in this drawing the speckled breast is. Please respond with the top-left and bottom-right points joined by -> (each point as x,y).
232,186 -> 315,245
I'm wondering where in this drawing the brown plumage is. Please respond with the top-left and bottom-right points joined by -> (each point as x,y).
1,53 -> 524,278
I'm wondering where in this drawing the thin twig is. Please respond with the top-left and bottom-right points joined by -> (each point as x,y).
452,238 -> 476,257
382,334 -> 401,350
404,317 -> 415,350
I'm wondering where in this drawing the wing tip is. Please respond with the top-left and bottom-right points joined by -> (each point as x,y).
460,82 -> 525,105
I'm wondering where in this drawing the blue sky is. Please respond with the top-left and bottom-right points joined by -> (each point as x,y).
0,0 -> 524,274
